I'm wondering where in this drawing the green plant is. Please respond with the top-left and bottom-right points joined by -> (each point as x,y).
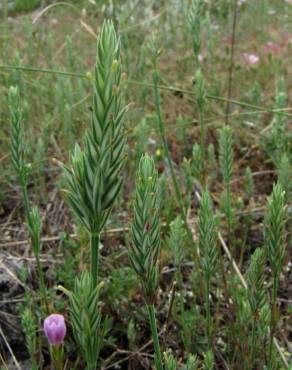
166,215 -> 186,271
198,191 -> 218,348
264,183 -> 286,367
27,206 -> 49,313
9,86 -> 48,314
164,352 -> 177,370
277,154 -> 292,203
188,0 -> 204,66
183,354 -> 199,370
9,86 -> 30,216
63,20 -> 127,285
60,271 -> 104,370
266,78 -> 288,164
195,69 -> 207,183
219,126 -> 234,242
246,248 -> 266,368
207,143 -> 216,184
128,153 -> 163,370
149,36 -> 197,264
15,0 -> 41,12
21,308 -> 38,370
203,350 -> 214,370
192,143 -> 204,184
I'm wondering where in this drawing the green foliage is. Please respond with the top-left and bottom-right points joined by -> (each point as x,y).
207,143 -> 216,181
164,351 -> 177,370
192,143 -> 204,183
247,248 -> 266,316
203,350 -> 214,370
9,84 -> 49,314
21,308 -> 38,367
9,86 -> 29,181
264,182 -> 286,365
265,78 -> 290,164
63,20 -> 127,235
188,0 -> 204,59
166,215 -> 187,267
2,2 -> 291,369
27,206 -> 42,256
198,190 -> 217,346
247,248 -> 266,368
264,182 -> 286,277
196,69 -> 206,112
177,305 -> 202,353
129,153 -> 160,303
66,271 -> 104,370
14,0 -> 41,12
198,191 -> 218,278
184,354 -> 199,370
249,81 -> 261,105
277,154 -> 292,203
129,154 -> 163,370
66,35 -> 75,70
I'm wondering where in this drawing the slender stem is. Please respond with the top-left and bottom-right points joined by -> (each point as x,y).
1,64 -> 291,117
198,108 -> 206,186
36,253 -> 49,315
225,0 -> 238,125
51,345 -> 64,370
147,304 -> 163,370
268,274 -> 279,367
152,69 -> 193,243
248,317 -> 256,369
91,233 -> 100,285
20,179 -> 31,224
226,185 -> 232,238
20,177 -> 49,313
205,275 -> 211,348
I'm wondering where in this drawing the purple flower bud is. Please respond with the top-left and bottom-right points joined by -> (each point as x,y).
44,314 -> 66,346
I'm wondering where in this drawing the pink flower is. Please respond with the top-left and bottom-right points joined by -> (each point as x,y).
44,314 -> 66,346
243,53 -> 259,66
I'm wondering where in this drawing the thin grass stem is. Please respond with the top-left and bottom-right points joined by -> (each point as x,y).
90,233 -> 100,286
1,65 -> 291,117
147,304 -> 163,370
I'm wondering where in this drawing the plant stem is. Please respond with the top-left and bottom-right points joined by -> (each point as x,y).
1,64 -> 292,117
226,186 -> 232,240
147,304 -> 163,370
90,233 -> 100,285
268,274 -> 279,367
198,108 -> 206,186
225,0 -> 238,125
205,275 -> 211,348
35,253 -> 49,315
20,179 -> 31,224
248,318 -> 256,369
20,177 -> 49,313
51,345 -> 64,370
152,69 -> 194,246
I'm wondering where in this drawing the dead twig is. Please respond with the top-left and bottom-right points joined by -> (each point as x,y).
0,325 -> 22,370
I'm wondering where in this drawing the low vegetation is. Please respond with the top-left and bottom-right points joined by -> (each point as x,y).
0,1 -> 291,369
